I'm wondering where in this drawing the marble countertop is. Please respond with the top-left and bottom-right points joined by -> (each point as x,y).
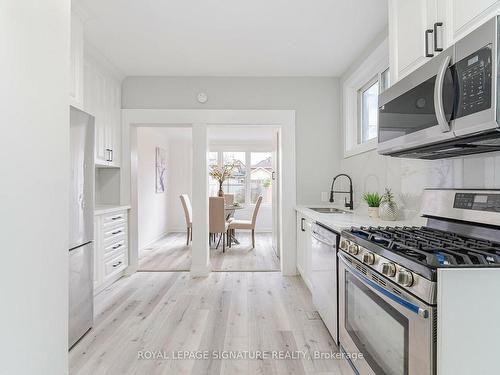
94,204 -> 131,216
295,204 -> 426,233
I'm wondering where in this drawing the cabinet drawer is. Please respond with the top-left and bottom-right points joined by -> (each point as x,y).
104,252 -> 127,277
102,211 -> 127,227
103,225 -> 127,244
103,239 -> 126,258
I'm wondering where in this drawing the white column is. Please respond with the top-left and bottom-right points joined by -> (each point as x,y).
191,123 -> 211,276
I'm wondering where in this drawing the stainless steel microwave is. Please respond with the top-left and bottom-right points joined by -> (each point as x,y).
378,16 -> 500,159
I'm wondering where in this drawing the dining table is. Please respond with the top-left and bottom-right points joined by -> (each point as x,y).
224,204 -> 244,245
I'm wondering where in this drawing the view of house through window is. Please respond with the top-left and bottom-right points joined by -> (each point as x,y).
208,150 -> 273,205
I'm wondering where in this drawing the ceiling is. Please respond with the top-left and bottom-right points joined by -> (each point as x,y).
74,0 -> 388,77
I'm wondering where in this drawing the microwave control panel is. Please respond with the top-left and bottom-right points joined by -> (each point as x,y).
454,192 -> 500,212
453,44 -> 492,119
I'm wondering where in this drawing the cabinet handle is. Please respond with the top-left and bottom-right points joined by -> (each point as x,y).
110,149 -> 113,162
111,216 -> 122,221
112,261 -> 122,268
105,148 -> 112,162
111,230 -> 122,235
301,218 -> 305,232
425,29 -> 434,57
434,22 -> 443,52
112,243 -> 122,250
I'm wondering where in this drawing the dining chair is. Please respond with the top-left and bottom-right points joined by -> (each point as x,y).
179,194 -> 192,246
228,195 -> 263,249
209,197 -> 229,252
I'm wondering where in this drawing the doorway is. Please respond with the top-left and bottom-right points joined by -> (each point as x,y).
207,126 -> 280,271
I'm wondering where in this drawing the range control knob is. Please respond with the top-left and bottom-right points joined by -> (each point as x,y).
397,270 -> 414,287
381,262 -> 397,277
348,244 -> 359,255
340,239 -> 349,251
362,252 -> 375,265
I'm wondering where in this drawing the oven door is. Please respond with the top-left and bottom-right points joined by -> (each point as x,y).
338,252 -> 435,375
378,48 -> 455,155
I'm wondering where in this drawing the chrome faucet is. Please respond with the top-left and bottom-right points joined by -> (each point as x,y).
329,174 -> 354,210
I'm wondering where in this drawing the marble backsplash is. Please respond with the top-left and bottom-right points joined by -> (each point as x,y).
339,150 -> 500,219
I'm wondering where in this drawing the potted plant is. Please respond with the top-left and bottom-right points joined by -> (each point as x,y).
363,192 -> 382,218
379,188 -> 398,221
209,162 -> 235,197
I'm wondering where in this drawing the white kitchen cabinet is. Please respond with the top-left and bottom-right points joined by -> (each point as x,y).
442,0 -> 500,44
389,0 -> 440,83
83,52 -> 122,167
69,12 -> 84,109
296,213 -> 312,291
94,208 -> 129,294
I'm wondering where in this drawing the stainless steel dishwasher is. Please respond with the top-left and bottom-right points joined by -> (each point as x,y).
311,222 -> 339,344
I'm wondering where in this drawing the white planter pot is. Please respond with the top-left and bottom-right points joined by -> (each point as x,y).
380,201 -> 398,221
368,207 -> 380,219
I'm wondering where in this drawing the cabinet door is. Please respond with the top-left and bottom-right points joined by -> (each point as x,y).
95,70 -> 109,165
443,0 -> 500,43
108,81 -> 121,167
69,12 -> 84,109
390,0 -> 438,82
296,215 -> 305,274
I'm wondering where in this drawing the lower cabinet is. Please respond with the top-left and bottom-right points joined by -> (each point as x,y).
296,213 -> 313,291
94,209 -> 129,294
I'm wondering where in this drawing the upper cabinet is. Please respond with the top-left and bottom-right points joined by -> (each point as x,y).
389,0 -> 500,83
83,53 -> 122,168
69,12 -> 84,109
389,0 -> 440,83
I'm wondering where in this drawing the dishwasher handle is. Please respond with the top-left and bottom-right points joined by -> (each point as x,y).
311,230 -> 335,247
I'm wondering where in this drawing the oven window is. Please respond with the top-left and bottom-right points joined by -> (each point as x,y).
346,271 -> 409,375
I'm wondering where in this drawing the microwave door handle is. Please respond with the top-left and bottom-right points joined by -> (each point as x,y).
338,252 -> 429,318
434,55 -> 452,132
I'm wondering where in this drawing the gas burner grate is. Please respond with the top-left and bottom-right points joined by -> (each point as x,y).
347,225 -> 500,268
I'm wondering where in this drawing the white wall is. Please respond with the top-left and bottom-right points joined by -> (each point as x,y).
137,127 -> 193,248
122,77 -> 340,204
137,127 -> 170,249
166,133 -> 193,232
339,32 -> 500,219
0,1 -> 70,374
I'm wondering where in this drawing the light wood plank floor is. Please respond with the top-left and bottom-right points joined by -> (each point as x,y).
139,232 -> 280,272
69,272 -> 343,375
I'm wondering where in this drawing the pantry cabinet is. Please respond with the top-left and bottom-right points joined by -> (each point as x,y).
389,0 -> 500,84
83,53 -> 122,167
69,12 -> 84,109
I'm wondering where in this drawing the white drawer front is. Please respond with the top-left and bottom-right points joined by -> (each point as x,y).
103,225 -> 127,244
103,239 -> 126,258
102,211 -> 127,227
104,252 -> 127,278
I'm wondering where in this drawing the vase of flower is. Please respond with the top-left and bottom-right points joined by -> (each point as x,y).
209,162 -> 235,198
379,188 -> 398,221
362,192 -> 382,219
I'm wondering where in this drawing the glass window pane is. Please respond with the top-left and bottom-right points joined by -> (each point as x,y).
250,152 -> 272,204
222,152 -> 246,203
380,68 -> 390,93
360,81 -> 379,143
208,152 -> 220,197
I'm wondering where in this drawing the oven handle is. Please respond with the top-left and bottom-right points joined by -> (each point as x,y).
339,253 -> 429,319
434,55 -> 452,133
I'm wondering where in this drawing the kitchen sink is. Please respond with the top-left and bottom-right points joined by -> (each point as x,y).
308,207 -> 352,214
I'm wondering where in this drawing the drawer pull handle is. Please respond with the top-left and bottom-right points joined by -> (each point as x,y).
112,244 -> 122,250
111,216 -> 122,221
111,230 -> 122,235
112,261 -> 122,268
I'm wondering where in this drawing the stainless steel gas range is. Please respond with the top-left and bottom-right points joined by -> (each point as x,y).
337,189 -> 500,375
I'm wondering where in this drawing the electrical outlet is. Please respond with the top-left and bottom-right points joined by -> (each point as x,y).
321,192 -> 329,202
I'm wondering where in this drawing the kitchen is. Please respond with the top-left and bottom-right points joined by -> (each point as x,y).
3,1 -> 500,375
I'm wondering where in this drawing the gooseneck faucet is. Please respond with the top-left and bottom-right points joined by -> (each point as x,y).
329,174 -> 354,210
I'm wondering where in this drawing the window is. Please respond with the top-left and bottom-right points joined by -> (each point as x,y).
359,79 -> 380,144
250,152 -> 272,204
208,150 -> 273,205
222,152 -> 246,204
